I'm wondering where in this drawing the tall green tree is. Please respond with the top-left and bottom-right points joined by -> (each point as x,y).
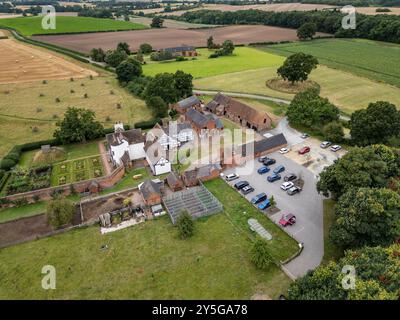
150,16 -> 164,28
288,244 -> 400,300
46,197 -> 75,229
220,40 -> 235,55
287,88 -> 339,129
89,48 -> 106,62
104,50 -> 127,68
317,145 -> 397,198
277,53 -> 318,85
297,22 -> 317,40
144,73 -> 178,104
139,43 -> 153,54
54,107 -> 104,144
116,59 -> 142,83
330,188 -> 400,248
116,42 -> 131,55
174,70 -> 193,99
146,96 -> 168,118
323,121 -> 345,143
350,101 -> 400,146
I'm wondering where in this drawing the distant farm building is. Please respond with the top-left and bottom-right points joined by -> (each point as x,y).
172,95 -> 202,114
205,93 -> 272,131
163,45 -> 197,57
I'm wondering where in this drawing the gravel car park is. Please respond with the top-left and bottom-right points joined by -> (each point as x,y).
223,151 -> 324,278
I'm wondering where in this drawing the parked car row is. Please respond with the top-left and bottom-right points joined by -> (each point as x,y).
320,141 -> 342,152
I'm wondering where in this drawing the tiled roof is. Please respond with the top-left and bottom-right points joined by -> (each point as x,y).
106,128 -> 145,147
177,96 -> 201,109
140,179 -> 162,200
164,46 -> 196,52
240,133 -> 287,156
186,108 -> 209,127
209,93 -> 272,126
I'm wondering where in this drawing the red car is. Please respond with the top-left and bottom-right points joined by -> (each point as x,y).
298,146 -> 310,155
279,213 -> 296,227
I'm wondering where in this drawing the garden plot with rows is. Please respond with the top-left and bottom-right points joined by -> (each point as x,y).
51,155 -> 104,186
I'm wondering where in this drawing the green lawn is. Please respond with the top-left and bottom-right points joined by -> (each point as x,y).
18,140 -> 101,169
205,178 -> 299,262
321,199 -> 343,265
0,211 -> 291,299
99,167 -> 150,195
0,201 -> 46,224
259,38 -> 400,88
194,65 -> 400,114
143,47 -> 285,79
0,16 -> 147,36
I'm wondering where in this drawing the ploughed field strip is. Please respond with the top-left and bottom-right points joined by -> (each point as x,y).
31,25 -> 329,54
163,185 -> 223,224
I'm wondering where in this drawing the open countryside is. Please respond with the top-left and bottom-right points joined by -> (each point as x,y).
261,38 -> 400,87
0,16 -> 147,36
1,1 -> 400,303
31,25 -> 328,53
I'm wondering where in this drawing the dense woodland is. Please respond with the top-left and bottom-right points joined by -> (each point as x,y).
174,9 -> 400,43
274,0 -> 400,7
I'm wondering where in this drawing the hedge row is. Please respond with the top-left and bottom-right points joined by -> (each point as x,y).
134,118 -> 162,130
0,124 -> 131,172
0,171 -> 11,195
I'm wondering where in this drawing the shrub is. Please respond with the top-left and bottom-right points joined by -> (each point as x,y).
176,210 -> 194,239
323,121 -> 344,143
0,158 -> 16,171
139,43 -> 152,54
46,198 -> 75,229
250,239 -> 273,270
134,118 -> 161,130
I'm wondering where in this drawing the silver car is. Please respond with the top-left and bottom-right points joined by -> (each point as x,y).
330,145 -> 342,152
225,173 -> 239,181
320,141 -> 332,149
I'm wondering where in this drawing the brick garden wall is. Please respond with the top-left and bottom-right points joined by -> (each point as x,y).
0,165 -> 126,209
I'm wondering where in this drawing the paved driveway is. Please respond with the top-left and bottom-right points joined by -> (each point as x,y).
223,152 -> 324,278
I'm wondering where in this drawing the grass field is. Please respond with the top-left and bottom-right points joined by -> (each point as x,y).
194,65 -> 400,115
0,76 -> 152,158
0,201 -> 45,224
0,16 -> 147,36
0,196 -> 293,299
321,199 -> 343,265
143,47 -> 285,79
205,179 -> 299,262
259,39 -> 400,87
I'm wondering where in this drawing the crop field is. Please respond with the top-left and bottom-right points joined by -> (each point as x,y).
130,16 -> 217,29
0,38 -> 97,84
0,16 -> 147,36
260,38 -> 400,87
0,76 -> 152,158
144,47 -> 284,78
163,2 -> 335,16
194,64 -> 400,115
31,25 -> 318,54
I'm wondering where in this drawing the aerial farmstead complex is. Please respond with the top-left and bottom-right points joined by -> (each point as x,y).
0,0 -> 399,302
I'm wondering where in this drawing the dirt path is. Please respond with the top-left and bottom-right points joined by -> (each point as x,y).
98,140 -> 112,175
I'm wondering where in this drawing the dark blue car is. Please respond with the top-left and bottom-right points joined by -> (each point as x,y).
267,173 -> 281,182
257,166 -> 270,175
251,192 -> 267,204
273,165 -> 285,174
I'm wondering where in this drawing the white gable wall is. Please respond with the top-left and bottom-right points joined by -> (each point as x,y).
129,142 -> 146,160
110,140 -> 129,166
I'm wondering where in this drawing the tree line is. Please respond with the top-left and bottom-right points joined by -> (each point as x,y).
172,9 -> 400,44
275,0 -> 400,7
